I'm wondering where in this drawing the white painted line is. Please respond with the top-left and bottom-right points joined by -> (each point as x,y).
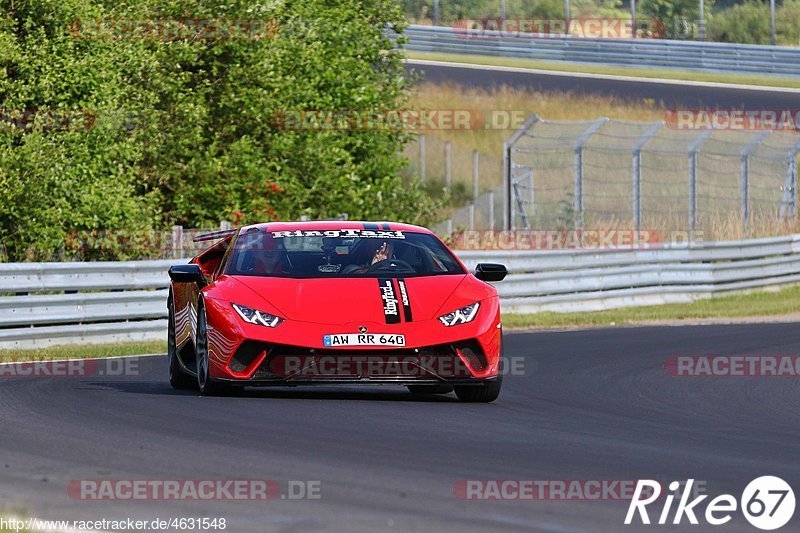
0,353 -> 164,366
405,58 -> 800,94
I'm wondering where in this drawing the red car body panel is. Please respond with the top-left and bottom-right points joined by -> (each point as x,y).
169,221 -> 503,386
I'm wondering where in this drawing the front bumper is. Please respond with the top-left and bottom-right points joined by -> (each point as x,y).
226,341 -> 493,384
203,297 -> 502,383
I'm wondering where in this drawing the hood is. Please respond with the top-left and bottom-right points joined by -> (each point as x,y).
229,275 -> 468,324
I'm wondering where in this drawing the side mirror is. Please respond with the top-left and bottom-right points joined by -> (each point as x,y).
169,264 -> 208,288
474,263 -> 508,282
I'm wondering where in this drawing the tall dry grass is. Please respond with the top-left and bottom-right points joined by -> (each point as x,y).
405,82 -> 800,241
404,82 -> 666,192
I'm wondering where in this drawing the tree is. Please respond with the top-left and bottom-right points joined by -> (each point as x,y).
709,0 -> 769,44
0,0 -> 437,260
639,0 -> 715,39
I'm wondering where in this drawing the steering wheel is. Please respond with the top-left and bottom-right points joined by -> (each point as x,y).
366,258 -> 415,273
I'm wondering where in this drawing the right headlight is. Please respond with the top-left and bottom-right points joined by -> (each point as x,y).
231,303 -> 283,328
438,302 -> 480,327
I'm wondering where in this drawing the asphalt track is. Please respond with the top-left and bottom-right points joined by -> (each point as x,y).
406,60 -> 800,108
2,323 -> 800,532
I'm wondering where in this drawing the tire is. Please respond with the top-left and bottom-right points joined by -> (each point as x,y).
196,302 -> 241,396
407,385 -> 454,395
454,375 -> 502,403
168,296 -> 195,390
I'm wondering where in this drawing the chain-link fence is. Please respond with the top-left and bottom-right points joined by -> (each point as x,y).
435,114 -> 800,241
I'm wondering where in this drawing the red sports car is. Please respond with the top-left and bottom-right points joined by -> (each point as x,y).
167,221 -> 507,402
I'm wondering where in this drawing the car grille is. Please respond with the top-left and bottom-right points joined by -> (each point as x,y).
242,341 -> 486,380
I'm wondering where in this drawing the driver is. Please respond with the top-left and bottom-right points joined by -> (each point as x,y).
250,234 -> 288,275
342,240 -> 394,274
370,241 -> 393,266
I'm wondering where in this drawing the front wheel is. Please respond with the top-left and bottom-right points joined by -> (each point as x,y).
196,303 -> 240,396
454,375 -> 502,403
168,297 -> 195,390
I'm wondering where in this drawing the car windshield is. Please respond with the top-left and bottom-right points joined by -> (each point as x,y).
224,228 -> 465,278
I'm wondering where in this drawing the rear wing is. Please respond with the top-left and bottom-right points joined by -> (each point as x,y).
193,229 -> 237,243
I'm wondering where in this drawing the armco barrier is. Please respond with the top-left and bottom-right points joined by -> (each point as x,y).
0,259 -> 175,349
1,235 -> 800,348
404,25 -> 800,77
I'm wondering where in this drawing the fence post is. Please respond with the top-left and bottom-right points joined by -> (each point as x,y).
573,149 -> 584,229
741,155 -> 750,232
445,141 -> 452,192
573,118 -> 608,230
503,141 -> 510,230
488,190 -> 495,230
419,134 -> 426,181
468,203 -> 475,230
472,149 -> 479,200
171,225 -> 183,259
792,157 -> 799,221
503,113 -> 540,230
740,131 -> 771,234
688,130 -> 712,232
780,140 -> 800,220
780,159 -> 799,220
529,167 -> 535,217
632,123 -> 663,231
512,180 -> 530,229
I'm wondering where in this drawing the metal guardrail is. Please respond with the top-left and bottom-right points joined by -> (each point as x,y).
2,235 -> 800,348
0,259 -> 176,349
404,25 -> 800,77
458,234 -> 800,312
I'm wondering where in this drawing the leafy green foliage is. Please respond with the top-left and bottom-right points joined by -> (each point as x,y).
638,0 -> 715,39
709,0 -> 769,44
0,0 -> 437,261
710,0 -> 800,45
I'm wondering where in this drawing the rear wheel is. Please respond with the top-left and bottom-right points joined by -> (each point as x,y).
407,385 -> 454,395
454,375 -> 502,403
168,297 -> 195,390
196,303 -> 241,396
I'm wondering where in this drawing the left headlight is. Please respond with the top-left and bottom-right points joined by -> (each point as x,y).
438,302 -> 480,326
231,303 -> 283,327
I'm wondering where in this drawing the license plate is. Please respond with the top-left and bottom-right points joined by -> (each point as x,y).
323,334 -> 406,347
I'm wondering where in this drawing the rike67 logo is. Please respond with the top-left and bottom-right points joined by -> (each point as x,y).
626,477 -> 795,530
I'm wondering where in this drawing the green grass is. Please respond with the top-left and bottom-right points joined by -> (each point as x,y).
407,51 -> 800,89
0,340 -> 166,363
504,285 -> 800,329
